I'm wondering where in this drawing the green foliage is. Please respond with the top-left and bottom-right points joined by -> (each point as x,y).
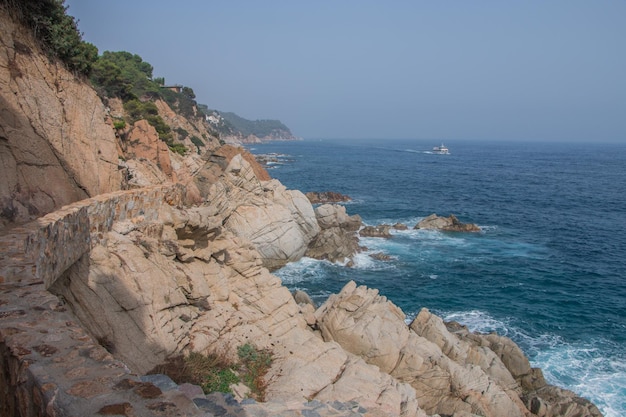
160,352 -> 238,395
91,51 -> 159,100
113,119 -> 126,130
150,344 -> 272,400
161,88 -> 202,120
123,99 -> 172,142
90,59 -> 132,99
4,0 -> 98,75
168,143 -> 188,156
175,127 -> 189,140
237,343 -> 272,401
202,368 -> 239,394
181,86 -> 196,99
190,135 -> 204,149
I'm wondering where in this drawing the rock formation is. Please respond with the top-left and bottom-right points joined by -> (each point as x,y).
125,119 -> 175,179
0,11 -> 122,230
305,204 -> 362,264
306,191 -> 352,204
360,224 -> 393,238
47,189 -> 423,417
414,213 -> 481,232
206,154 -> 319,270
316,281 -> 602,417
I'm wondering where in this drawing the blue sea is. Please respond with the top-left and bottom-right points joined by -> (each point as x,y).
248,139 -> 626,417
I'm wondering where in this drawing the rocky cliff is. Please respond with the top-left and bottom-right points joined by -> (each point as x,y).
0,9 -> 121,230
0,6 -> 604,417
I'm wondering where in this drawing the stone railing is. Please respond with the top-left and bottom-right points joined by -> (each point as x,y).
0,183 -> 185,289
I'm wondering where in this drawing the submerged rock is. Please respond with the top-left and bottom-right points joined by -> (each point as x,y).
305,191 -> 352,204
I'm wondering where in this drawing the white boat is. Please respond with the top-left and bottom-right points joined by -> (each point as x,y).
432,143 -> 450,154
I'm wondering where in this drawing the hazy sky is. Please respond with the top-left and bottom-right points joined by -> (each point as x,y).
65,1 -> 625,142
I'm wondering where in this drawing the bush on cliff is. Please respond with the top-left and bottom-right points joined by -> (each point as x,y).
123,99 -> 173,142
2,0 -> 98,75
91,51 -> 159,100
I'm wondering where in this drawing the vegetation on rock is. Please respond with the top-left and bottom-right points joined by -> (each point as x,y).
151,343 -> 272,401
2,0 -> 97,75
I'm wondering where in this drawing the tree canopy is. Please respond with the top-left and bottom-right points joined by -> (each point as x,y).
3,0 -> 98,75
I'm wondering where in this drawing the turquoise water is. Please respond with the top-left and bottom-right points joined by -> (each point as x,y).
249,139 -> 626,417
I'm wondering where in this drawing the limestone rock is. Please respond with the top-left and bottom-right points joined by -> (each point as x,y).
414,214 -> 481,232
306,204 -> 362,264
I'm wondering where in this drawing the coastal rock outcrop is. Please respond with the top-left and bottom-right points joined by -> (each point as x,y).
0,5 -> 606,416
360,224 -> 393,238
443,321 -> 603,417
305,191 -> 352,204
211,154 -> 319,270
48,198 -> 423,417
305,204 -> 362,264
316,281 -> 602,417
414,214 -> 481,232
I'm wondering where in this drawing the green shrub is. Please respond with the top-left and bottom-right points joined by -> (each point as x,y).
149,344 -> 272,400
190,135 -> 204,148
113,119 -> 126,130
237,343 -> 272,401
123,99 -> 172,142
202,368 -> 239,394
175,127 -> 189,140
168,143 -> 187,156
4,0 -> 98,75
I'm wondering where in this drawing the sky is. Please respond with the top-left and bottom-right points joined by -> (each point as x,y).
64,1 -> 625,142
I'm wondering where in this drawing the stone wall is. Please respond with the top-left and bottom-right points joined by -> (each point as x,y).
0,183 -> 185,289
0,183 -> 196,417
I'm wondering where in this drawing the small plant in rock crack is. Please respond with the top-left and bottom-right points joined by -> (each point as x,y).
237,343 -> 273,401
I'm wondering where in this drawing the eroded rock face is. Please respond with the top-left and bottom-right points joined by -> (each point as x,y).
305,204 -> 362,264
444,321 -> 604,417
125,120 -> 174,180
0,13 -> 122,230
209,154 -> 319,270
50,204 -> 423,417
315,281 -> 601,417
